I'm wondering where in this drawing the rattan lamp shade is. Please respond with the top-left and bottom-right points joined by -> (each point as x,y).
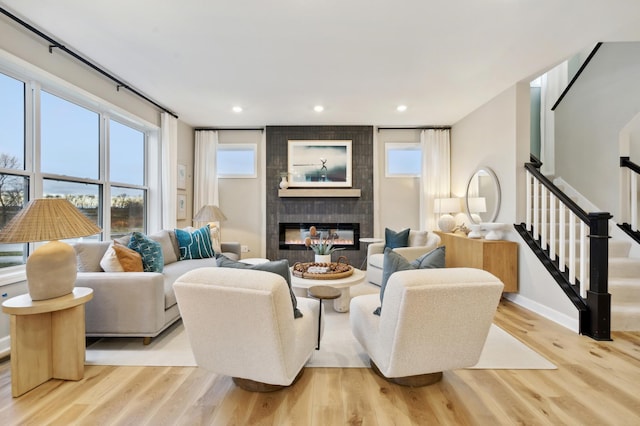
193,205 -> 227,223
0,198 -> 102,243
0,198 -> 101,301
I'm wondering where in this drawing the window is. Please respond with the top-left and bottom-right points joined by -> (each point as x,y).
41,91 -> 99,180
0,68 -> 153,272
0,72 -> 27,269
385,143 -> 421,177
217,144 -> 257,178
110,119 -> 145,185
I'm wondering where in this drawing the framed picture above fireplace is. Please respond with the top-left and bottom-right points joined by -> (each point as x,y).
288,140 -> 352,187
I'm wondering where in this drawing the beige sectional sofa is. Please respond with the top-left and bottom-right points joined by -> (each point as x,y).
73,230 -> 240,343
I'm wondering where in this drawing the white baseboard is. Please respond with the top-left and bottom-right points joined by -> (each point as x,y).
504,293 -> 580,333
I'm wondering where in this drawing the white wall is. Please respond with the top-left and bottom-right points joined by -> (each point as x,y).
217,130 -> 264,258
375,129 -> 422,236
555,42 -> 640,220
452,83 -> 579,331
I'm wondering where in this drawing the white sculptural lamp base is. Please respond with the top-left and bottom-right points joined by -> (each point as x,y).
438,214 -> 456,233
26,240 -> 77,300
483,223 -> 506,241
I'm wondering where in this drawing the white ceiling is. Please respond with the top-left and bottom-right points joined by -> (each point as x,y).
2,1 -> 640,128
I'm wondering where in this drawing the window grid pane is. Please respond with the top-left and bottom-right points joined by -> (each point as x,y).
0,72 -> 25,170
110,186 -> 145,239
386,144 -> 422,177
0,174 -> 28,268
217,145 -> 257,177
42,179 -> 101,241
110,119 -> 145,185
41,91 -> 99,180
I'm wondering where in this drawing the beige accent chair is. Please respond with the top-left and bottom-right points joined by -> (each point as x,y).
173,267 -> 320,392
366,230 -> 441,286
350,268 -> 504,386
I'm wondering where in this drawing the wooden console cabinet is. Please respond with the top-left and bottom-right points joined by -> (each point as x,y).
434,231 -> 518,292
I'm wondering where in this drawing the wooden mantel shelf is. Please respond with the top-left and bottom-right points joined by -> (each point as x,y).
278,188 -> 361,198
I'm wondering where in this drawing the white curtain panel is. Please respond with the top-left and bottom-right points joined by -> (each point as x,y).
161,112 -> 178,229
420,129 -> 451,231
540,61 -> 568,176
193,130 -> 219,219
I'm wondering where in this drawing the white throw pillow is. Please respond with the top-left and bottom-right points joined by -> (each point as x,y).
409,231 -> 428,247
100,245 -> 125,272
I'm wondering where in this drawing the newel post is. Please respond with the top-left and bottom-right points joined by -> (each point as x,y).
586,212 -> 612,340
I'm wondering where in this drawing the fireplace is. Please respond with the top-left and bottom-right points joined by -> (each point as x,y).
279,222 -> 360,250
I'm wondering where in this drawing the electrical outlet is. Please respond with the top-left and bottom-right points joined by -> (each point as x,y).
241,245 -> 250,253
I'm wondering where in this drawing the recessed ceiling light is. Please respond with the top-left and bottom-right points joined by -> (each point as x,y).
232,106 -> 243,113
397,105 -> 407,112
314,105 -> 324,112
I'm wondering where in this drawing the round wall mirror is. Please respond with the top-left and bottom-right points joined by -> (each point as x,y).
465,166 -> 501,224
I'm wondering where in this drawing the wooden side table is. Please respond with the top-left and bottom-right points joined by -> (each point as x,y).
2,287 -> 93,397
307,285 -> 341,350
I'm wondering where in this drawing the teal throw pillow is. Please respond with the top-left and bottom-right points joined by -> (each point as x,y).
175,225 -> 215,260
216,255 -> 302,319
373,246 -> 445,316
385,227 -> 410,249
128,231 -> 164,272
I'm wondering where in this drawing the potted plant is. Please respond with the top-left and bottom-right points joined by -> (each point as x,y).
304,226 -> 344,263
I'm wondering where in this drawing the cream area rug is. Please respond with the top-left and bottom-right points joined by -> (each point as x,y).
86,307 -> 556,370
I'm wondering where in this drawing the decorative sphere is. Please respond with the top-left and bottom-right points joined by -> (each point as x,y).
437,214 -> 456,233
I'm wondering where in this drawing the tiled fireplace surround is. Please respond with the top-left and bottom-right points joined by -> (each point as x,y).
266,125 -> 374,267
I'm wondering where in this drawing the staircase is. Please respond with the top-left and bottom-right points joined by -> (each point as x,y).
609,239 -> 640,330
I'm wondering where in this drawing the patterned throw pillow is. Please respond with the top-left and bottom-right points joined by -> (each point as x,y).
128,232 -> 164,272
175,225 -> 215,260
374,246 -> 445,316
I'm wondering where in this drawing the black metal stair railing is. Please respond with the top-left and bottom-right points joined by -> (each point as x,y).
517,160 -> 611,340
619,157 -> 640,244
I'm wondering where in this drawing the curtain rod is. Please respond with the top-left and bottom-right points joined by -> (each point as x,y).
0,7 -> 179,119
376,126 -> 451,132
195,127 -> 265,132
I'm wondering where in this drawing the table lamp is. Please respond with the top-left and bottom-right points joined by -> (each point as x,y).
434,198 -> 461,232
193,205 -> 227,248
466,197 -> 487,224
0,198 -> 102,300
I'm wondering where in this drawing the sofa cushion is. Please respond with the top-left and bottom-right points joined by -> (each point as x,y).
113,243 -> 144,272
162,257 -> 218,308
374,246 -> 446,315
148,229 -> 179,265
216,255 -> 302,319
128,231 -> 164,272
74,241 -> 111,272
385,227 -> 410,249
175,225 -> 215,260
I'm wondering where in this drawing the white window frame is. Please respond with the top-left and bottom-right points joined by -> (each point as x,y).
0,50 -> 158,285
217,143 -> 257,178
385,142 -> 421,178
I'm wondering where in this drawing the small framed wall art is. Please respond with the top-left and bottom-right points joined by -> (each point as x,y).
177,194 -> 187,220
177,164 -> 187,190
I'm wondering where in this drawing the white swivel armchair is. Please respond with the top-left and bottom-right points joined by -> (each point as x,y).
366,230 -> 441,286
351,268 -> 503,386
173,267 -> 320,391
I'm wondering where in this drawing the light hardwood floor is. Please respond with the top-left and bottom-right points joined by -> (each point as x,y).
1,299 -> 639,425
